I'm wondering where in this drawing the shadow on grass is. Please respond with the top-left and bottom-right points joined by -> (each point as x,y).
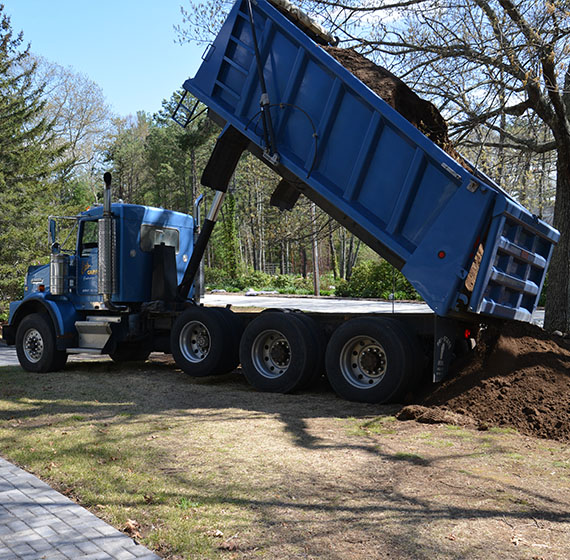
1,359 -> 569,560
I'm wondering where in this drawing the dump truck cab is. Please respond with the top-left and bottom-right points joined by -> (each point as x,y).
3,199 -> 195,372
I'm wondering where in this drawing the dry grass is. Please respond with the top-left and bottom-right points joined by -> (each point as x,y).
0,358 -> 569,559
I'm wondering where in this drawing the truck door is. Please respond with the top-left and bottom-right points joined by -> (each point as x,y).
77,219 -> 99,295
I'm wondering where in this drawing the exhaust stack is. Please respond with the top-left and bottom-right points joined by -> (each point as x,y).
98,172 -> 117,304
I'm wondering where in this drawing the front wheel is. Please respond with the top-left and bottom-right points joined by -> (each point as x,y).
15,313 -> 68,373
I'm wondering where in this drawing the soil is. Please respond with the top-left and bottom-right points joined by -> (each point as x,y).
323,46 -> 467,167
413,321 -> 570,442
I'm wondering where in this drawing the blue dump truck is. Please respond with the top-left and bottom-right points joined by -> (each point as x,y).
2,0 -> 560,403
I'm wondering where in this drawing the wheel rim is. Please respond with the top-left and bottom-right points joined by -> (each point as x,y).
23,328 -> 44,363
339,335 -> 387,389
251,329 -> 291,379
179,320 -> 210,363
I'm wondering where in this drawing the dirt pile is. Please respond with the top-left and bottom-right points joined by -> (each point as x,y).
323,46 -> 466,166
417,321 -> 570,442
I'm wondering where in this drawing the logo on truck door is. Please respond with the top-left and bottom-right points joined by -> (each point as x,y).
81,262 -> 98,276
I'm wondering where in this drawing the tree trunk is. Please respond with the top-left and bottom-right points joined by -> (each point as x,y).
517,152 -> 531,208
280,241 -> 286,275
311,203 -> 320,295
544,147 -> 570,332
301,246 -> 307,278
339,228 -> 346,280
329,222 -> 338,280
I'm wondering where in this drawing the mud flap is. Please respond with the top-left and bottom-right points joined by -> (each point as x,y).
201,125 -> 250,191
433,316 -> 459,382
270,179 -> 300,210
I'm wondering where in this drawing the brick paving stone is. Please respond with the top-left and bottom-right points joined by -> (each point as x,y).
10,543 -> 36,556
77,541 -> 104,554
114,549 -> 137,560
129,546 -> 157,559
5,528 -> 35,543
98,536 -> 137,554
0,457 -> 161,559
7,520 -> 29,533
28,514 -> 60,528
57,543 -> 86,558
94,523 -> 122,537
30,538 -> 56,552
35,525 -> 58,539
0,526 -> 13,538
48,519 -> 73,534
39,552 -> 69,560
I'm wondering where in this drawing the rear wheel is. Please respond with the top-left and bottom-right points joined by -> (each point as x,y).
292,312 -> 326,389
239,312 -> 316,393
325,317 -> 414,403
16,313 -> 68,373
171,307 -> 238,376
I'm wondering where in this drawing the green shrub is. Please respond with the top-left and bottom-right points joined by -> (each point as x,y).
334,279 -> 350,297
333,260 -> 421,300
204,266 -> 227,288
204,267 -> 362,297
271,274 -> 294,290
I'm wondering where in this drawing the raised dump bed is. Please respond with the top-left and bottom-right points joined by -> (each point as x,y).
180,0 -> 559,322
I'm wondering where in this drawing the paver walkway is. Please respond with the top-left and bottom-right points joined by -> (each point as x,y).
0,457 -> 160,560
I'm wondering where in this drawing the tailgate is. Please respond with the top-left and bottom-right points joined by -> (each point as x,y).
469,198 -> 559,322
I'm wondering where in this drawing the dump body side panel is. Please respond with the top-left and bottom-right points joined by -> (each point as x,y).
183,0 -> 558,320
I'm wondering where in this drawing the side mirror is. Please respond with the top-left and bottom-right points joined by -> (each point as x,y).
49,218 -> 57,245
193,194 -> 204,228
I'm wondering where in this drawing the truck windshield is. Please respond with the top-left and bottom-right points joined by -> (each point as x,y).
80,221 -> 99,257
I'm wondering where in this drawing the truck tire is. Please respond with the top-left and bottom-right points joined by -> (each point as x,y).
15,313 -> 68,373
171,307 -> 237,377
239,312 -> 316,393
291,312 -> 326,389
109,343 -> 151,363
381,317 -> 425,390
213,307 -> 243,373
325,317 -> 414,403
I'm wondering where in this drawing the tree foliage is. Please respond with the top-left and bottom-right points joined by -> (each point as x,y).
0,5 -> 64,302
28,56 -> 114,208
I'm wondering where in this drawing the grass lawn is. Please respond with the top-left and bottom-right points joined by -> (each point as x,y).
1,359 -> 569,559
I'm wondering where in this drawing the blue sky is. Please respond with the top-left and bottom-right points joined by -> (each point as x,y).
4,0 -> 204,117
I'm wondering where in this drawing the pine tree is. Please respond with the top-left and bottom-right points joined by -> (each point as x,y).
0,5 -> 63,304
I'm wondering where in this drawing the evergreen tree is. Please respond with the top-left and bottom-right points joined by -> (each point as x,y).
0,5 -> 63,304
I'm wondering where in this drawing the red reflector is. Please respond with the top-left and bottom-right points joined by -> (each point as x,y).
38,285 -> 45,292
464,328 -> 471,339
438,250 -> 446,259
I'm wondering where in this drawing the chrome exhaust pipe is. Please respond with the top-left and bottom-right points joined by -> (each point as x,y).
98,172 -> 117,305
